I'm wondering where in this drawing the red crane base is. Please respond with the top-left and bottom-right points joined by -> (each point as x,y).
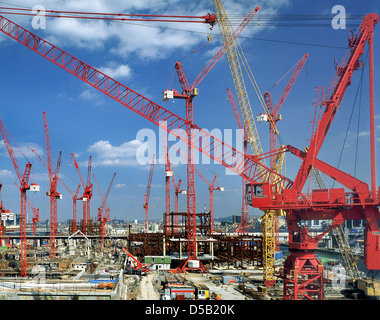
282,251 -> 324,300
176,258 -> 208,273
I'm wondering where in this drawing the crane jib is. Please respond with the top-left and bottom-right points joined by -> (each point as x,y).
0,14 -> 290,189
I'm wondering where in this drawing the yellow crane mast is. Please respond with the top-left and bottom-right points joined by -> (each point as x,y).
213,0 -> 265,165
213,0 -> 277,287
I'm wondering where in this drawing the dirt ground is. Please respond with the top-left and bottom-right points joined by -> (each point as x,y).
136,272 -> 160,300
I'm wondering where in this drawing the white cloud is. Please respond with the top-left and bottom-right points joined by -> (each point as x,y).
79,89 -> 97,100
98,62 -> 132,79
114,183 -> 126,188
358,131 -> 370,137
46,18 -> 109,49
0,169 -> 15,180
88,139 -> 144,167
79,88 -> 106,105
0,140 -> 44,159
1,0 -> 293,62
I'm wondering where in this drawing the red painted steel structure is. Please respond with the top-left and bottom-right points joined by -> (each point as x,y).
0,119 -> 33,277
261,55 -> 308,255
162,123 -> 171,235
227,88 -> 249,233
0,6 -> 217,26
143,155 -> 155,233
263,54 -> 308,167
0,13 -> 287,190
26,198 -> 39,236
0,12 -> 288,275
30,146 -> 81,236
171,174 -> 184,232
173,61 -> 203,271
59,181 -> 81,234
1,11 -> 376,297
163,8 -> 260,271
43,112 -> 62,258
71,153 -> 92,234
246,14 -> 380,300
173,144 -> 222,235
194,167 -> 222,234
93,172 -> 116,245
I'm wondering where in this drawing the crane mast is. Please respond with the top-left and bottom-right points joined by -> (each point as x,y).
143,155 -> 155,233
227,88 -> 249,233
162,122 -> 172,236
214,0 -> 282,286
93,172 -> 116,245
0,118 -> 39,277
194,167 -> 223,234
174,61 -> 199,270
59,180 -> 81,234
262,54 -> 308,166
43,112 -> 62,258
71,153 -> 92,234
215,0 -> 283,287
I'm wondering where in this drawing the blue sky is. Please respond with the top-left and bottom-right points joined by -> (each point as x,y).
0,0 -> 379,223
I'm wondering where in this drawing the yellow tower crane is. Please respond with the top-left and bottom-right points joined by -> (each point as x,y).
213,0 -> 278,287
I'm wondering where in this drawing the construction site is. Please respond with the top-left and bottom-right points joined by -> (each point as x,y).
0,1 -> 378,303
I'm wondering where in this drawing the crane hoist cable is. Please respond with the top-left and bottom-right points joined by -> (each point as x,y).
234,43 -> 270,119
0,5 -> 217,26
332,49 -> 368,186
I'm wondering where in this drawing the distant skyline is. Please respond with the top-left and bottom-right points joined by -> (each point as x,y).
0,0 -> 378,224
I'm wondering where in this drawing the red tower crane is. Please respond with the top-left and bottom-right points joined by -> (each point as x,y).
42,112 -> 62,258
0,183 -> 14,243
257,55 -> 308,267
93,172 -> 116,246
59,180 -> 81,234
173,144 -> 223,235
26,198 -> 39,236
162,122 -> 172,235
171,175 -> 185,214
194,167 -> 223,234
143,155 -> 155,233
0,118 -> 40,277
71,153 -> 92,234
171,174 -> 186,234
226,88 -> 249,233
260,54 -> 309,167
160,7 -> 259,271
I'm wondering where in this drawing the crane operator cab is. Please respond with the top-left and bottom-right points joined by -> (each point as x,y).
246,182 -> 274,208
